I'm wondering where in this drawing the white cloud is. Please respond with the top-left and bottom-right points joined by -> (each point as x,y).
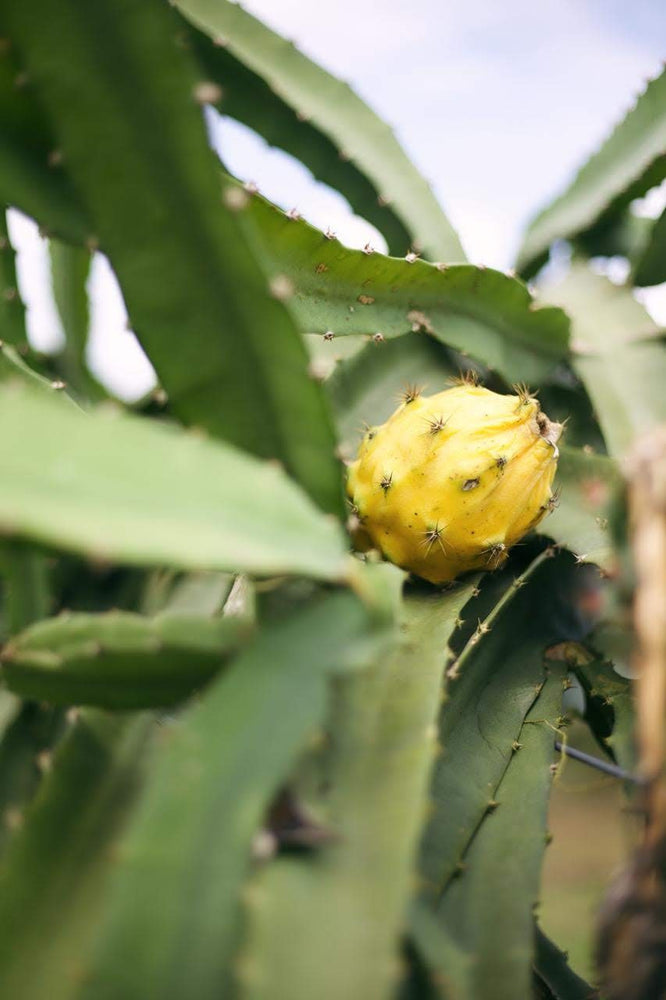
239,0 -> 663,268
7,209 -> 155,401
86,256 -> 156,402
7,210 -> 64,354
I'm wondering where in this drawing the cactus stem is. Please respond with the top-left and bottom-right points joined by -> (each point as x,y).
268,274 -> 294,301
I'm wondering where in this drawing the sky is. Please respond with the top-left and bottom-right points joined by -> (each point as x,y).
8,0 -> 666,399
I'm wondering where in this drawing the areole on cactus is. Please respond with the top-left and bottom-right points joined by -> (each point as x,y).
346,380 -> 562,583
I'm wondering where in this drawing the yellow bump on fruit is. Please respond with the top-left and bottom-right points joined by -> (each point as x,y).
346,384 -> 562,584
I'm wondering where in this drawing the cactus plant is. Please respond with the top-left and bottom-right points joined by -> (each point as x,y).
0,1 -> 663,997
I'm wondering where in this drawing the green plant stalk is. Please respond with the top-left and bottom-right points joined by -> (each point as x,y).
633,202 -> 666,287
0,384 -> 349,582
0,711 -> 153,1000
173,0 -> 465,261
48,239 -> 104,402
431,662 -> 567,1000
0,701 -> 65,859
0,39 -> 88,242
0,540 -> 50,637
419,551 -> 564,896
0,340 -> 81,406
542,445 -> 620,570
80,585 -> 397,1000
518,67 -> 666,276
235,185 -> 569,386
239,581 -> 476,1000
1,609 -> 252,710
533,925 -> 598,1000
0,210 -> 26,346
3,0 -> 343,516
543,262 -> 666,457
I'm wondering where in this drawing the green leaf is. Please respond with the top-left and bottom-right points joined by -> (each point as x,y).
0,211 -> 26,346
536,372 -> 606,455
0,540 -> 50,638
0,701 -> 65,857
518,68 -> 666,276
419,551 -> 567,896
0,340 -> 77,403
633,203 -> 666,287
432,662 -> 566,1000
539,446 -> 621,570
240,580 -> 475,1000
48,239 -> 104,401
0,351 -> 57,636
1,610 -> 251,709
575,206 -> 654,266
0,39 -> 89,242
534,926 -> 598,1000
409,898 -> 472,1000
49,241 -> 89,360
155,571 -> 235,617
556,640 -> 635,774
237,189 -> 570,385
80,589 -> 395,1000
0,383 -> 349,581
542,263 -> 666,457
0,711 -> 152,1000
4,0 -> 342,516
326,332 -> 456,454
173,0 -> 465,262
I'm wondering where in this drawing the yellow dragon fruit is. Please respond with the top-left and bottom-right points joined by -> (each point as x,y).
346,382 -> 562,584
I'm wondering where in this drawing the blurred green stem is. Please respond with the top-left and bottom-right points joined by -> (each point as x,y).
0,542 -> 50,636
